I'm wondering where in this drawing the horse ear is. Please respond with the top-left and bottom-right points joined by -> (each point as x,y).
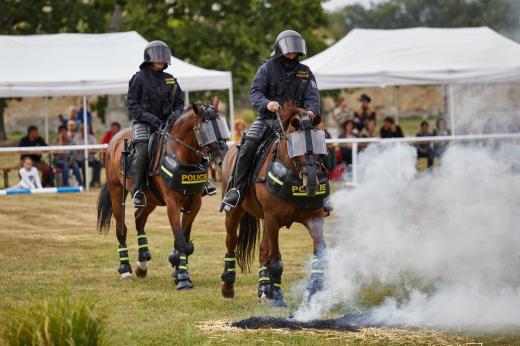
212,96 -> 219,109
312,114 -> 322,126
291,117 -> 301,129
192,103 -> 201,115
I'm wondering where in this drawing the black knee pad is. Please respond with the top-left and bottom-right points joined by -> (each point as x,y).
185,241 -> 194,256
267,260 -> 283,278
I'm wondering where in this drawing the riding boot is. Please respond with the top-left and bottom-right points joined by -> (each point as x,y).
203,180 -> 217,197
220,139 -> 257,212
131,142 -> 148,208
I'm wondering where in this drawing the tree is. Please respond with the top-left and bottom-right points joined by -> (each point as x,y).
122,0 -> 328,105
334,0 -> 513,35
0,0 -> 116,140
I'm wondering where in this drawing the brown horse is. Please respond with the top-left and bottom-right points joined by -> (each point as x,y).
97,98 -> 229,290
220,102 -> 329,306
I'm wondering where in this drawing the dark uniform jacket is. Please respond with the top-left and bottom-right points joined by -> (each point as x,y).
249,57 -> 320,119
19,136 -> 47,162
127,66 -> 185,127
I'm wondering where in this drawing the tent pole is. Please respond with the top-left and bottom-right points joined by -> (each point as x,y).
448,85 -> 456,135
44,97 -> 49,144
228,86 -> 235,139
83,95 -> 89,192
394,86 -> 400,124
185,91 -> 190,108
352,142 -> 358,185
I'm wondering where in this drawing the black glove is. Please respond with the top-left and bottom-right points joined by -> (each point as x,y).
149,116 -> 162,129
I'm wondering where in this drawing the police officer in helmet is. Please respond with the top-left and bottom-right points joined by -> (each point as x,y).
221,30 -> 332,212
127,40 -> 184,208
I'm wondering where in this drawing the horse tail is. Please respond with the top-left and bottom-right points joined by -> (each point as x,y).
236,212 -> 261,273
97,183 -> 113,234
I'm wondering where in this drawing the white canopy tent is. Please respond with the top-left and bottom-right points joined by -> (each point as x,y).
303,27 -> 520,132
0,31 -> 234,190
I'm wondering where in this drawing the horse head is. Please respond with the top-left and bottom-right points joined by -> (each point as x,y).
191,97 -> 230,166
279,101 -> 326,197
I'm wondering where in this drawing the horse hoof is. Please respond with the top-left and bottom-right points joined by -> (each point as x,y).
259,293 -> 270,304
221,287 -> 235,298
176,280 -> 193,290
120,272 -> 132,281
135,261 -> 148,278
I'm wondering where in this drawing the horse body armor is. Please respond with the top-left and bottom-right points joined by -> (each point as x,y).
159,154 -> 208,196
266,160 -> 330,209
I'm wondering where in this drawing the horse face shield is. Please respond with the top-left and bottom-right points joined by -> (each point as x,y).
194,106 -> 230,165
287,115 -> 326,196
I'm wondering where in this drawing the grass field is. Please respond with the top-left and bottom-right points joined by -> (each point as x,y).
1,189 -> 519,345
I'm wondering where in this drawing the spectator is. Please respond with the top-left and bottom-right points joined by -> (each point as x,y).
380,116 -> 404,138
59,106 -> 77,126
432,118 -> 451,158
332,96 -> 353,131
73,124 -> 102,188
76,104 -> 93,134
233,118 -> 247,143
67,120 -> 78,140
338,119 -> 357,165
354,94 -> 377,132
53,125 -> 82,187
102,122 -> 122,144
9,157 -> 42,190
19,125 -> 52,186
416,121 -> 433,168
360,119 -> 377,138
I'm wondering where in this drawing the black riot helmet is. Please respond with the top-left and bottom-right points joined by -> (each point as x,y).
271,30 -> 307,57
140,40 -> 171,69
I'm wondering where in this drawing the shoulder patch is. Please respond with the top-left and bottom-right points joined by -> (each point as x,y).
296,70 -> 310,78
165,77 -> 176,85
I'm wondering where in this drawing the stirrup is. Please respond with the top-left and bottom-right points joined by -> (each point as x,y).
132,190 -> 146,208
203,180 -> 217,197
220,188 -> 240,213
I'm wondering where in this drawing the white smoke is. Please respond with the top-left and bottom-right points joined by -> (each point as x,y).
293,141 -> 520,329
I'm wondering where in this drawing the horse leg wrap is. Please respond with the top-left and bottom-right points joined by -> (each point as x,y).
118,246 -> 132,274
221,253 -> 236,284
168,250 -> 181,267
185,241 -> 195,256
257,266 -> 272,298
266,260 -> 286,306
172,254 -> 192,290
137,234 -> 152,262
307,255 -> 325,295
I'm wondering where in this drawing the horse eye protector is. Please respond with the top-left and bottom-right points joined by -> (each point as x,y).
287,129 -> 327,158
193,108 -> 231,146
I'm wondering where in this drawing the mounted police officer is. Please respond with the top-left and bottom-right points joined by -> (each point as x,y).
221,30 -> 332,212
127,40 -> 184,208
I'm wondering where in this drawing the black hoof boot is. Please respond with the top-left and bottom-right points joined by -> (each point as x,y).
138,248 -> 152,262
258,266 -> 272,301
269,286 -> 287,307
118,262 -> 132,280
221,253 -> 236,298
306,255 -> 325,299
172,253 -> 192,290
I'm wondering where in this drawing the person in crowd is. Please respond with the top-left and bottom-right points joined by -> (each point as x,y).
8,157 -> 43,190
76,104 -> 93,134
233,118 -> 247,143
19,125 -> 52,186
432,118 -> 451,158
416,120 -> 433,168
380,116 -> 404,138
53,125 -> 82,186
338,119 -> 357,165
102,121 -> 121,144
73,124 -> 102,188
354,94 -> 377,132
59,106 -> 77,126
67,120 -> 78,140
333,96 -> 353,131
360,119 -> 377,138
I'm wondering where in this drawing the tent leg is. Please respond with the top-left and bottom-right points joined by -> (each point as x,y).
352,142 -> 358,185
83,95 -> 89,192
44,97 -> 49,144
185,91 -> 190,108
394,86 -> 400,124
448,85 -> 456,135
228,86 -> 235,139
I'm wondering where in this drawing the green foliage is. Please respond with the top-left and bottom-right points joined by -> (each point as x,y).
332,0 -> 514,34
1,295 -> 106,346
122,0 -> 328,101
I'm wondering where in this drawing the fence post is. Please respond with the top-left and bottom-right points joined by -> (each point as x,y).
83,95 -> 89,192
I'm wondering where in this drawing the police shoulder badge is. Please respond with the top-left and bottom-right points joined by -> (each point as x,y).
296,70 -> 310,78
165,77 -> 176,85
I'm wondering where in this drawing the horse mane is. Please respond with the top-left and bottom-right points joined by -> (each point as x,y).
278,101 -> 305,129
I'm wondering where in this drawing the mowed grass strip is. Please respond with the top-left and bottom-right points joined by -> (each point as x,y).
0,190 -> 517,345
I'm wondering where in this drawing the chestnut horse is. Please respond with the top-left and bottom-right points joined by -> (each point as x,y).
220,102 -> 329,306
97,98 -> 228,290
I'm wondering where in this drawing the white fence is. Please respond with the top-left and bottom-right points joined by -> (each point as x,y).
1,133 -> 518,190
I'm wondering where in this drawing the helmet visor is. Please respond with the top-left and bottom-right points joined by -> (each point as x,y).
146,46 -> 171,64
277,36 -> 307,55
